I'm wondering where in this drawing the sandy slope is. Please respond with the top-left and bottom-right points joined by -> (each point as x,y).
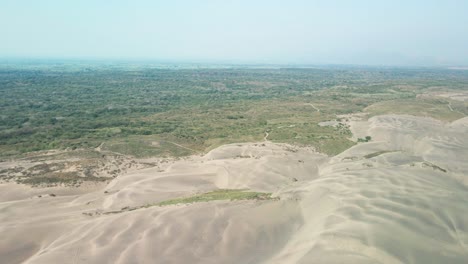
272,115 -> 468,264
1,115 -> 467,263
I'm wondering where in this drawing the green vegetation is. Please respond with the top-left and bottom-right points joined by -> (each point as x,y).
97,189 -> 274,215
364,150 -> 396,159
366,98 -> 465,121
422,161 -> 447,173
18,174 -> 107,186
1,63 -> 467,159
157,189 -> 274,206
358,136 -> 372,142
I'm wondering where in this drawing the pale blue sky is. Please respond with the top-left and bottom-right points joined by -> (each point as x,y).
1,0 -> 467,65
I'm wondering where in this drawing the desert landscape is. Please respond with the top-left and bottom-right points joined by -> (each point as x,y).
1,105 -> 467,263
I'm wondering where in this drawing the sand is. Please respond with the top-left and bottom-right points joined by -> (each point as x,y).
1,114 -> 468,263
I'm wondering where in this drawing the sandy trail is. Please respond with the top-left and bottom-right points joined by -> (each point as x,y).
446,101 -> 466,116
94,142 -> 105,152
1,115 -> 468,263
305,103 -> 320,112
448,102 -> 454,111
163,140 -> 197,152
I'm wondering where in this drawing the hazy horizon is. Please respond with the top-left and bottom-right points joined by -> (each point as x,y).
1,0 -> 468,66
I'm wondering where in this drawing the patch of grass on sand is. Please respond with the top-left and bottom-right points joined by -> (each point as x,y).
422,162 -> 447,173
156,189 -> 274,206
18,174 -> 108,186
99,189 -> 275,215
364,150 -> 397,159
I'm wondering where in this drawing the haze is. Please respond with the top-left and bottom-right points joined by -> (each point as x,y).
1,0 -> 468,66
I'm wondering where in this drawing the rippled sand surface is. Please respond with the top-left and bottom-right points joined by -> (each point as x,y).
1,115 -> 467,263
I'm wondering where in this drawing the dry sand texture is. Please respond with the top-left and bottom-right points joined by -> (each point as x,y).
0,114 -> 468,263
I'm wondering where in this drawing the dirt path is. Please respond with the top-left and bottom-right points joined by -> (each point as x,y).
305,103 -> 320,112
264,131 -> 270,141
447,101 -> 466,115
277,125 -> 296,129
448,102 -> 454,112
164,141 -> 197,152
95,142 -> 104,152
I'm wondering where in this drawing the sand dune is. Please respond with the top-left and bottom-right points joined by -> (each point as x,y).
1,114 -> 468,263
